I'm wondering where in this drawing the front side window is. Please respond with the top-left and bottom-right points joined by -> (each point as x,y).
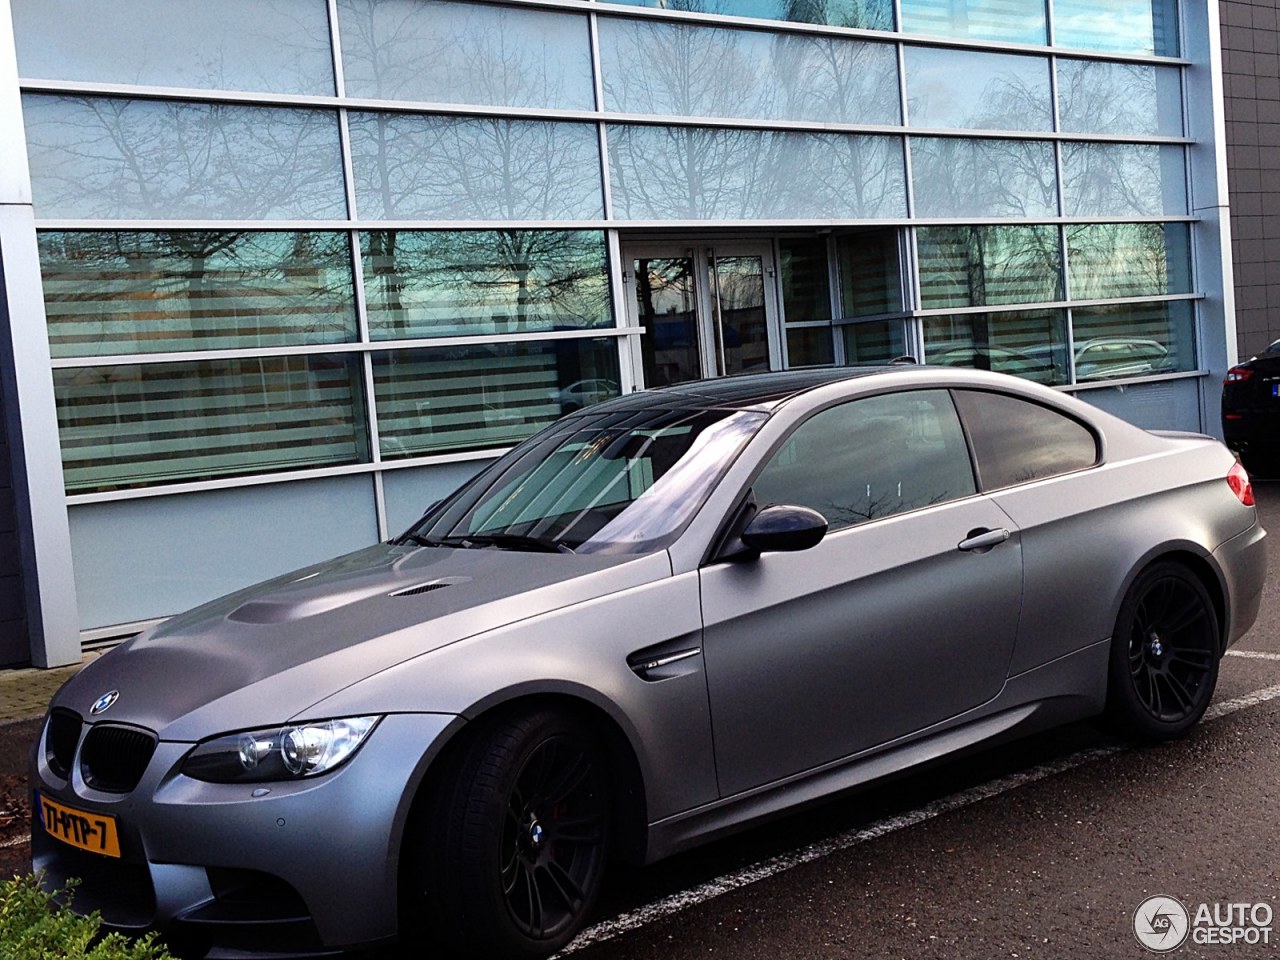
952,389 -> 1098,489
753,390 -> 976,532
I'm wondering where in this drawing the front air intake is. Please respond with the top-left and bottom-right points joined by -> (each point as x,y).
46,709 -> 82,779
80,724 -> 157,793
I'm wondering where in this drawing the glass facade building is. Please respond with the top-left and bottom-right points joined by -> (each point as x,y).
0,0 -> 1240,658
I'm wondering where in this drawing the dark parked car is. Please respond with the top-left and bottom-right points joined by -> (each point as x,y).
1223,339 -> 1280,472
33,367 -> 1266,959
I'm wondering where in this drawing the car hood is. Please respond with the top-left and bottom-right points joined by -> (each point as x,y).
52,543 -> 670,741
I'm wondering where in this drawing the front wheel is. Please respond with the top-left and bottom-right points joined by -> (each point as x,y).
1104,562 -> 1220,740
408,709 -> 610,959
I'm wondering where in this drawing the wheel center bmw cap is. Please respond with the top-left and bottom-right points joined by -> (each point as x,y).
528,820 -> 545,848
89,690 -> 119,715
1149,633 -> 1164,658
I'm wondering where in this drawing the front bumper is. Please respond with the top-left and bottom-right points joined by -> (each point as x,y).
30,712 -> 456,956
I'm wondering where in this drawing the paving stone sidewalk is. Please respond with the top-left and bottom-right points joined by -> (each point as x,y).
0,655 -> 96,723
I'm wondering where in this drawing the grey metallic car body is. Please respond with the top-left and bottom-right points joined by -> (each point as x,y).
32,366 -> 1267,956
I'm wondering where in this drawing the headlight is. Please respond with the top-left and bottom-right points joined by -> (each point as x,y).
181,716 -> 380,783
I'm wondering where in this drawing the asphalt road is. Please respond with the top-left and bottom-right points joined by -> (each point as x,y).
553,482 -> 1280,960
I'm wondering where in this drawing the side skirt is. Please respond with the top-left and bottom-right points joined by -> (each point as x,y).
643,639 -> 1110,863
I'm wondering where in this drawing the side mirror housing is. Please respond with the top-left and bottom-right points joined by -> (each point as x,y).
739,504 -> 828,554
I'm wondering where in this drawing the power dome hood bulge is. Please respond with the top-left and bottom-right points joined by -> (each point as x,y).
54,544 -> 671,741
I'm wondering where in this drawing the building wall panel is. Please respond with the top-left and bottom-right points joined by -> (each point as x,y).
1223,0 -> 1280,358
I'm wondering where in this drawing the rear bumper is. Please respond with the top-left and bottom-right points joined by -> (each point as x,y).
1223,406 -> 1280,453
1213,519 -> 1268,649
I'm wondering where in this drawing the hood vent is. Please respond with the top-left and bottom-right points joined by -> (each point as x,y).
227,575 -> 472,623
391,577 -> 469,598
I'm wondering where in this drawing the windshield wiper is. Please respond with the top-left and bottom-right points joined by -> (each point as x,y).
462,533 -> 575,554
401,532 -> 573,553
400,533 -> 478,549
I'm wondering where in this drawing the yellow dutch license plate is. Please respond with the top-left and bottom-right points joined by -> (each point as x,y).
36,792 -> 121,858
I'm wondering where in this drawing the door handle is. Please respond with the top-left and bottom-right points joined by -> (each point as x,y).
958,528 -> 1011,553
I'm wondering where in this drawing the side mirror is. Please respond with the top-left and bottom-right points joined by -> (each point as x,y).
739,504 -> 828,554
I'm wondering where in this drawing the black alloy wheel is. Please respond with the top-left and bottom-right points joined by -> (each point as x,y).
409,709 -> 610,959
1105,561 -> 1220,740
500,732 -> 607,941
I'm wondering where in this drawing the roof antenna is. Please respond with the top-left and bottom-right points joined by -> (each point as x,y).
887,355 -> 918,365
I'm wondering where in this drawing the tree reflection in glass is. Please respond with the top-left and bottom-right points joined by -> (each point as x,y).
361,230 -> 611,340
905,47 -> 1052,132
599,18 -> 900,124
1066,223 -> 1190,300
338,0 -> 594,109
349,113 -> 603,221
40,231 -> 358,357
13,0 -> 335,95
917,226 -> 1062,309
910,137 -> 1057,219
1057,59 -> 1182,137
608,125 -> 905,220
598,0 -> 893,31
1061,143 -> 1185,217
23,95 -> 346,220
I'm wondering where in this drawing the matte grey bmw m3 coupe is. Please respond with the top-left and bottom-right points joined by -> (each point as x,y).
32,367 -> 1266,959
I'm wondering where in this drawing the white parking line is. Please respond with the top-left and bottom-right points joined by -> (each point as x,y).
1226,649 -> 1280,662
562,682 -> 1280,954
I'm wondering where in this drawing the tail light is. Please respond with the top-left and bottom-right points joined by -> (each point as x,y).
1227,461 -> 1255,506
1224,367 -> 1254,384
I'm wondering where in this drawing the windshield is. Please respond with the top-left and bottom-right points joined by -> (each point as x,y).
404,406 -> 767,555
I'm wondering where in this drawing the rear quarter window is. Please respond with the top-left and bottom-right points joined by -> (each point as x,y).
952,389 -> 1099,490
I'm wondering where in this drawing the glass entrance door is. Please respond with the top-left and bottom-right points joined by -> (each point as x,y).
623,242 -> 781,388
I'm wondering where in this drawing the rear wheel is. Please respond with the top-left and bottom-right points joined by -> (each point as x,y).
1104,562 -> 1220,740
408,709 -> 610,959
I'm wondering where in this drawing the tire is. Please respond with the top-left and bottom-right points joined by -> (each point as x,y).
1104,562 -> 1220,740
407,709 -> 610,959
